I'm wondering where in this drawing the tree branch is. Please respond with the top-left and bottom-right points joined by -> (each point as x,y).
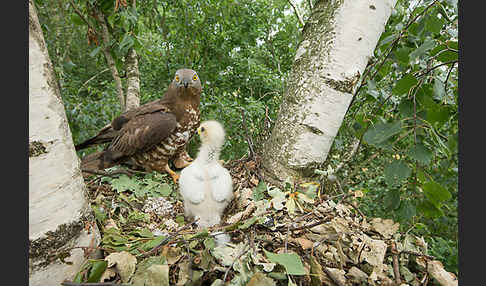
288,0 -> 305,27
92,7 -> 126,111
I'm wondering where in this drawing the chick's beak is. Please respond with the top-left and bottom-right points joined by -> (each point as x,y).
197,127 -> 201,135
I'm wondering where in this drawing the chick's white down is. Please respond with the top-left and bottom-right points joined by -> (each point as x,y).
178,121 -> 233,232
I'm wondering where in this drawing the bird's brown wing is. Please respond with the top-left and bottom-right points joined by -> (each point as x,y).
111,99 -> 172,130
107,111 -> 177,160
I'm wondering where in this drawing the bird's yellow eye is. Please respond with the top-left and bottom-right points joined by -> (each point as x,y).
175,75 -> 180,82
193,75 -> 198,81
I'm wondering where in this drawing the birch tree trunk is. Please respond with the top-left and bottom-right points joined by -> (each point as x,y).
29,1 -> 100,285
262,0 -> 397,182
125,0 -> 141,110
125,47 -> 141,110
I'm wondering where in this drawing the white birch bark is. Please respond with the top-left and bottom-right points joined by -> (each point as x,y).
263,0 -> 397,182
29,1 -> 100,284
125,47 -> 141,110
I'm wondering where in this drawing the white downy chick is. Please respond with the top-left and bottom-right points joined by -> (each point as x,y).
179,120 -> 233,245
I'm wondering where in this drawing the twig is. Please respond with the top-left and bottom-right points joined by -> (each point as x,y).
240,108 -> 256,160
68,0 -> 97,35
322,264 -> 346,286
139,220 -> 198,257
415,60 -> 458,78
284,222 -> 291,252
444,61 -> 457,96
77,68 -> 110,95
81,168 -> 133,177
61,282 -> 130,286
287,0 -> 305,27
399,250 -> 435,260
223,238 -> 250,283
391,242 -> 402,285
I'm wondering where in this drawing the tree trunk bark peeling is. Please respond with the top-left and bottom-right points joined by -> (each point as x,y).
263,0 -> 397,182
125,47 -> 141,110
29,1 -> 100,284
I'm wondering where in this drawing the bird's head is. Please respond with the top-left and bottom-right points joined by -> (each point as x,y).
197,120 -> 226,148
173,69 -> 202,94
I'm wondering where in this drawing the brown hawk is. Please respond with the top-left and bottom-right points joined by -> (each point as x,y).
76,68 -> 202,182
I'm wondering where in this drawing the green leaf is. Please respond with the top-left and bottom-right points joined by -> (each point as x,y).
141,235 -> 166,251
417,200 -> 443,218
410,38 -> 436,61
393,74 -> 418,96
89,46 -> 102,58
363,121 -> 402,147
425,14 -> 445,34
422,181 -> 451,204
436,50 -> 458,63
119,34 -> 134,52
394,47 -> 411,64
408,143 -> 433,165
426,104 -> 450,127
433,78 -> 446,101
253,181 -> 266,201
384,160 -> 411,187
239,216 -> 259,229
263,250 -> 306,275
110,175 -> 141,193
398,100 -> 414,118
87,260 -> 108,282
396,200 -> 416,221
384,189 -> 401,210
71,14 -> 84,26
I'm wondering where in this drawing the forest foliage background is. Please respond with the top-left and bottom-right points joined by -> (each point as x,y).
35,0 -> 458,275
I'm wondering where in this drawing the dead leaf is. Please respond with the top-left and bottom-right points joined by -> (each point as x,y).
347,266 -> 368,284
104,218 -> 118,230
99,267 -> 117,282
416,258 -> 458,286
294,237 -> 314,250
370,218 -> 400,238
361,236 -> 387,267
247,272 -> 276,286
146,264 -> 170,286
104,251 -> 137,283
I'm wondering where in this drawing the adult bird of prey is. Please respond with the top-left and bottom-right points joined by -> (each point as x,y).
179,121 -> 233,244
75,68 -> 202,183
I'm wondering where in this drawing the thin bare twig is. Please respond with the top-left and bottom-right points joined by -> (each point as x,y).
61,282 -> 130,286
77,68 -> 110,95
223,237 -> 250,283
444,61 -> 457,96
287,0 -> 305,27
68,0 -> 97,34
240,108 -> 256,160
415,60 -> 458,78
139,220 -> 198,257
391,242 -> 402,285
81,168 -> 133,177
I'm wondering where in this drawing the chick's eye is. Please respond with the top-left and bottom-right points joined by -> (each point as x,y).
200,127 -> 205,132
175,75 -> 180,82
193,75 -> 198,81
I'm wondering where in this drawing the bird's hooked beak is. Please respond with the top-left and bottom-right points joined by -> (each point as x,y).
183,79 -> 189,88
